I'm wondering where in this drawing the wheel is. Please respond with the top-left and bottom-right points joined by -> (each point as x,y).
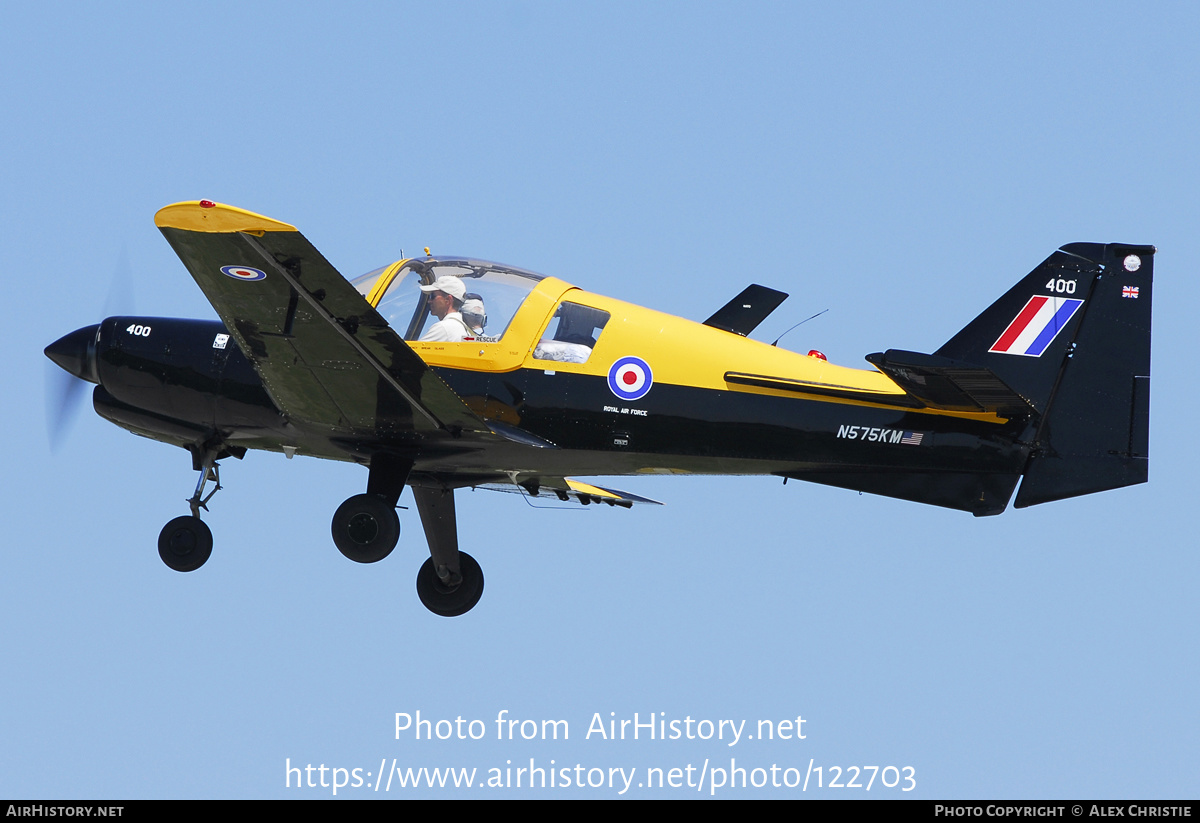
416,551 -> 484,617
158,516 -> 213,572
331,493 -> 400,563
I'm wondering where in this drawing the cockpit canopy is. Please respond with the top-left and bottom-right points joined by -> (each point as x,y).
352,258 -> 546,342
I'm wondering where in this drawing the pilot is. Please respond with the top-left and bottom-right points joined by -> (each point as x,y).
419,276 -> 473,342
461,294 -> 495,341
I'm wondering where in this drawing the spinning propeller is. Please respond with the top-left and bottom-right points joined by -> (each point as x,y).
44,247 -> 133,450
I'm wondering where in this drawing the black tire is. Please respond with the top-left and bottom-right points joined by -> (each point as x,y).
158,516 -> 213,572
331,493 -> 400,563
416,551 -> 484,617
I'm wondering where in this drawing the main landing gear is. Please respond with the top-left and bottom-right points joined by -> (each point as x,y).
327,482 -> 484,616
330,493 -> 401,563
329,456 -> 485,616
409,485 -> 484,617
416,551 -> 484,617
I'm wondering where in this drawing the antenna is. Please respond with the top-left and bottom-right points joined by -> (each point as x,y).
771,309 -> 829,347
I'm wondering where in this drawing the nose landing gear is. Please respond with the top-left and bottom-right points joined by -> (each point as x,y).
156,451 -> 224,573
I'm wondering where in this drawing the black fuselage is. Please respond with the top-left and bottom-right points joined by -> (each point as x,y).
51,315 -> 1031,516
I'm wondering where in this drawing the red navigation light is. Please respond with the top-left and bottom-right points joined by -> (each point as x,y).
199,200 -> 215,208
807,349 -> 827,361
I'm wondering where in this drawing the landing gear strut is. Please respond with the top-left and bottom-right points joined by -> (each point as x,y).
412,485 -> 484,616
157,450 -> 223,573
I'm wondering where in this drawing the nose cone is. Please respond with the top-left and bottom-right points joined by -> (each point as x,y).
45,324 -> 101,383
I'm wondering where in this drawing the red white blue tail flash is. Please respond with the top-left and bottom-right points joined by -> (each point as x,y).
989,295 -> 1083,357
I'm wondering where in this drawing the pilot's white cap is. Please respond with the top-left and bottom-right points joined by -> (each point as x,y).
419,275 -> 466,301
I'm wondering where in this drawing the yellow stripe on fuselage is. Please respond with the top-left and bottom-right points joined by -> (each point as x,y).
416,285 -> 1007,423
575,290 -> 902,395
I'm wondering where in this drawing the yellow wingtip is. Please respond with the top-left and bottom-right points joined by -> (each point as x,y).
154,201 -> 298,234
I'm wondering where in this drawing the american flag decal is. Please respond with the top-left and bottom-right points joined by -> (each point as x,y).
901,431 -> 925,446
1122,286 -> 1139,299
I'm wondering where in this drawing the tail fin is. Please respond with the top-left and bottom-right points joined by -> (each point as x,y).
935,243 -> 1153,506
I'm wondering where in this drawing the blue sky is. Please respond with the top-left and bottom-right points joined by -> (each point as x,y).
3,2 -> 1197,798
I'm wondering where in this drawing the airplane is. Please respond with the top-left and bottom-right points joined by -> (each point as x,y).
44,200 -> 1154,616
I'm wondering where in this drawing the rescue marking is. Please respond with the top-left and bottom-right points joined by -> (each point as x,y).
220,265 -> 267,282
989,295 -> 1083,357
213,333 -> 230,349
608,356 -> 653,402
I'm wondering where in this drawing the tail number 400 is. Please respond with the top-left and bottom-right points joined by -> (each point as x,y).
1045,278 -> 1077,294
126,324 -> 152,337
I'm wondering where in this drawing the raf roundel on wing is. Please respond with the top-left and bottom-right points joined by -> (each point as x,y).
220,265 -> 267,282
608,356 -> 654,402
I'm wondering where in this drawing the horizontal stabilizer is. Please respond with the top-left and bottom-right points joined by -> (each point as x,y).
703,284 -> 788,336
865,349 -> 1035,417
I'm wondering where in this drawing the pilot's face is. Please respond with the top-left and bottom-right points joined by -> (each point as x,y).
428,291 -> 452,319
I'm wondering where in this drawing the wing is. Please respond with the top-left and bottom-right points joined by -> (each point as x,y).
155,200 -> 496,439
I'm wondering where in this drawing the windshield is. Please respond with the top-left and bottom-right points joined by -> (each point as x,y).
351,264 -> 391,300
358,258 -> 546,342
